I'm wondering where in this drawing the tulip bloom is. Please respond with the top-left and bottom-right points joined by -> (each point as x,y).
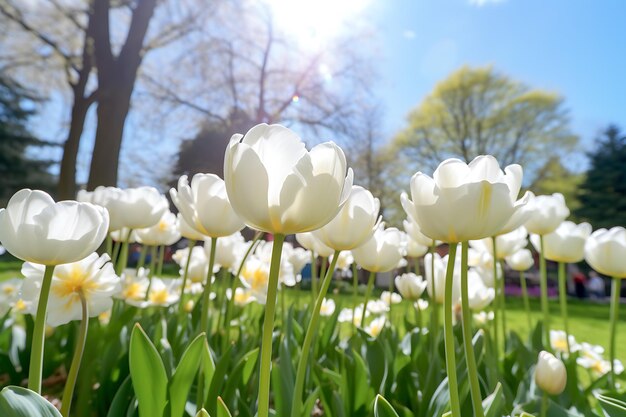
470,227 -> 528,259
535,350 -> 567,396
352,225 -> 405,273
104,186 -> 168,231
584,226 -> 626,388
135,211 -> 181,247
0,189 -> 109,266
395,272 -> 427,300
524,193 -> 570,236
224,123 -> 353,235
530,221 -> 591,264
402,156 -> 528,243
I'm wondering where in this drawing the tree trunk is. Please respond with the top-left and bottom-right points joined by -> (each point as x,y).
87,0 -> 157,190
86,89 -> 132,188
57,96 -> 93,199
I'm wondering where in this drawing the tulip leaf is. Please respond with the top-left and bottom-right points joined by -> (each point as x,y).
597,394 -> 626,416
169,333 -> 205,417
106,376 -> 134,417
195,409 -> 210,417
0,386 -> 62,417
129,324 -> 168,417
216,397 -> 233,417
483,382 -> 503,417
374,394 -> 400,417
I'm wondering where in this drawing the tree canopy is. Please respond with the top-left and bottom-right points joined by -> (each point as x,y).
392,66 -> 578,182
0,76 -> 55,205
575,125 -> 626,228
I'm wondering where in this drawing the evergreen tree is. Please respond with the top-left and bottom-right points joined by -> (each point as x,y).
575,125 -> 626,228
0,76 -> 56,205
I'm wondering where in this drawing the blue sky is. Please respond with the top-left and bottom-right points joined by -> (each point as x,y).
366,0 -> 626,158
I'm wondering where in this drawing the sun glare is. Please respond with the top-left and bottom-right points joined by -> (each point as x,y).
263,0 -> 371,48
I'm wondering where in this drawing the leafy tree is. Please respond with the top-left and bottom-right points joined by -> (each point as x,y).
527,156 -> 584,215
575,125 -> 626,228
392,66 -> 578,182
0,76 -> 55,205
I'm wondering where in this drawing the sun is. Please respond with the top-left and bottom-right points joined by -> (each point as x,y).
262,0 -> 372,48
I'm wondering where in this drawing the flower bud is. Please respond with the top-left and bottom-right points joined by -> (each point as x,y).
535,350 -> 567,395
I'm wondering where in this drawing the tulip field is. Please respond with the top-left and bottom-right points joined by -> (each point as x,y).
0,123 -> 625,417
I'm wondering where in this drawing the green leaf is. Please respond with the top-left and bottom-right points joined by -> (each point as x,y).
216,397 -> 233,417
195,409 -> 210,417
374,394 -> 400,417
106,376 -> 134,417
129,324 -> 168,417
483,382 -> 503,417
598,394 -> 626,417
202,338 -> 216,403
0,386 -> 62,417
169,333 -> 206,417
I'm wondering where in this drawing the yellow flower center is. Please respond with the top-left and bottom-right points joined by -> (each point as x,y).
552,338 -> 568,352
123,283 -> 144,300
158,220 -> 168,231
243,267 -> 268,291
53,265 -> 99,298
14,299 -> 26,312
368,323 -> 383,337
3,286 -> 16,295
149,289 -> 169,305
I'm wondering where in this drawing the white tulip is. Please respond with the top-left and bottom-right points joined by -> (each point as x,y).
524,193 -> 570,235
530,221 -> 591,263
505,249 -> 534,272
352,224 -> 405,273
584,227 -> 626,278
535,351 -> 567,395
394,272 -> 427,300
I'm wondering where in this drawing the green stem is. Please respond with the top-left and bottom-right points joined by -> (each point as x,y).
461,242 -> 484,417
430,244 -> 439,354
491,237 -> 500,360
318,257 -> 327,298
111,240 -> 121,265
257,234 -> 285,417
28,265 -> 55,393
178,240 -> 196,316
115,229 -> 133,275
105,235 -> 112,257
216,268 -> 227,332
145,246 -> 157,300
609,277 -> 621,390
224,233 -> 263,350
414,257 -> 421,276
361,270 -> 376,326
291,249 -> 340,417
388,274 -> 395,319
557,262 -> 571,353
539,235 -> 551,350
60,293 -> 89,417
197,236 -> 217,411
310,253 -> 318,305
156,245 -> 165,277
499,259 -> 507,343
443,243 -> 461,417
136,245 -> 148,273
352,263 -> 358,331
200,237 -> 217,336
520,271 -> 532,332
540,391 -> 548,417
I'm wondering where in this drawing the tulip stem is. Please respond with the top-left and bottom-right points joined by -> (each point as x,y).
499,259 -> 507,343
430,244 -> 439,356
257,234 -> 285,417
319,257 -> 328,297
197,236 -> 217,411
224,232 -> 263,350
136,245 -> 148,273
28,265 -> 55,393
388,274 -> 394,319
61,293 -> 89,417
520,271 -> 532,332
414,257 -> 421,276
461,242 -> 484,417
540,392 -> 548,417
145,246 -> 157,300
444,243 -> 461,417
557,262 -> 571,353
361,271 -> 376,326
178,240 -> 196,316
609,277 -> 620,389
112,240 -> 121,265
105,235 -> 112,257
115,229 -> 133,275
539,235 -> 551,350
291,249 -> 340,417
156,245 -> 165,277
352,262 -> 359,332
310,253 -> 318,305
491,237 -> 500,360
